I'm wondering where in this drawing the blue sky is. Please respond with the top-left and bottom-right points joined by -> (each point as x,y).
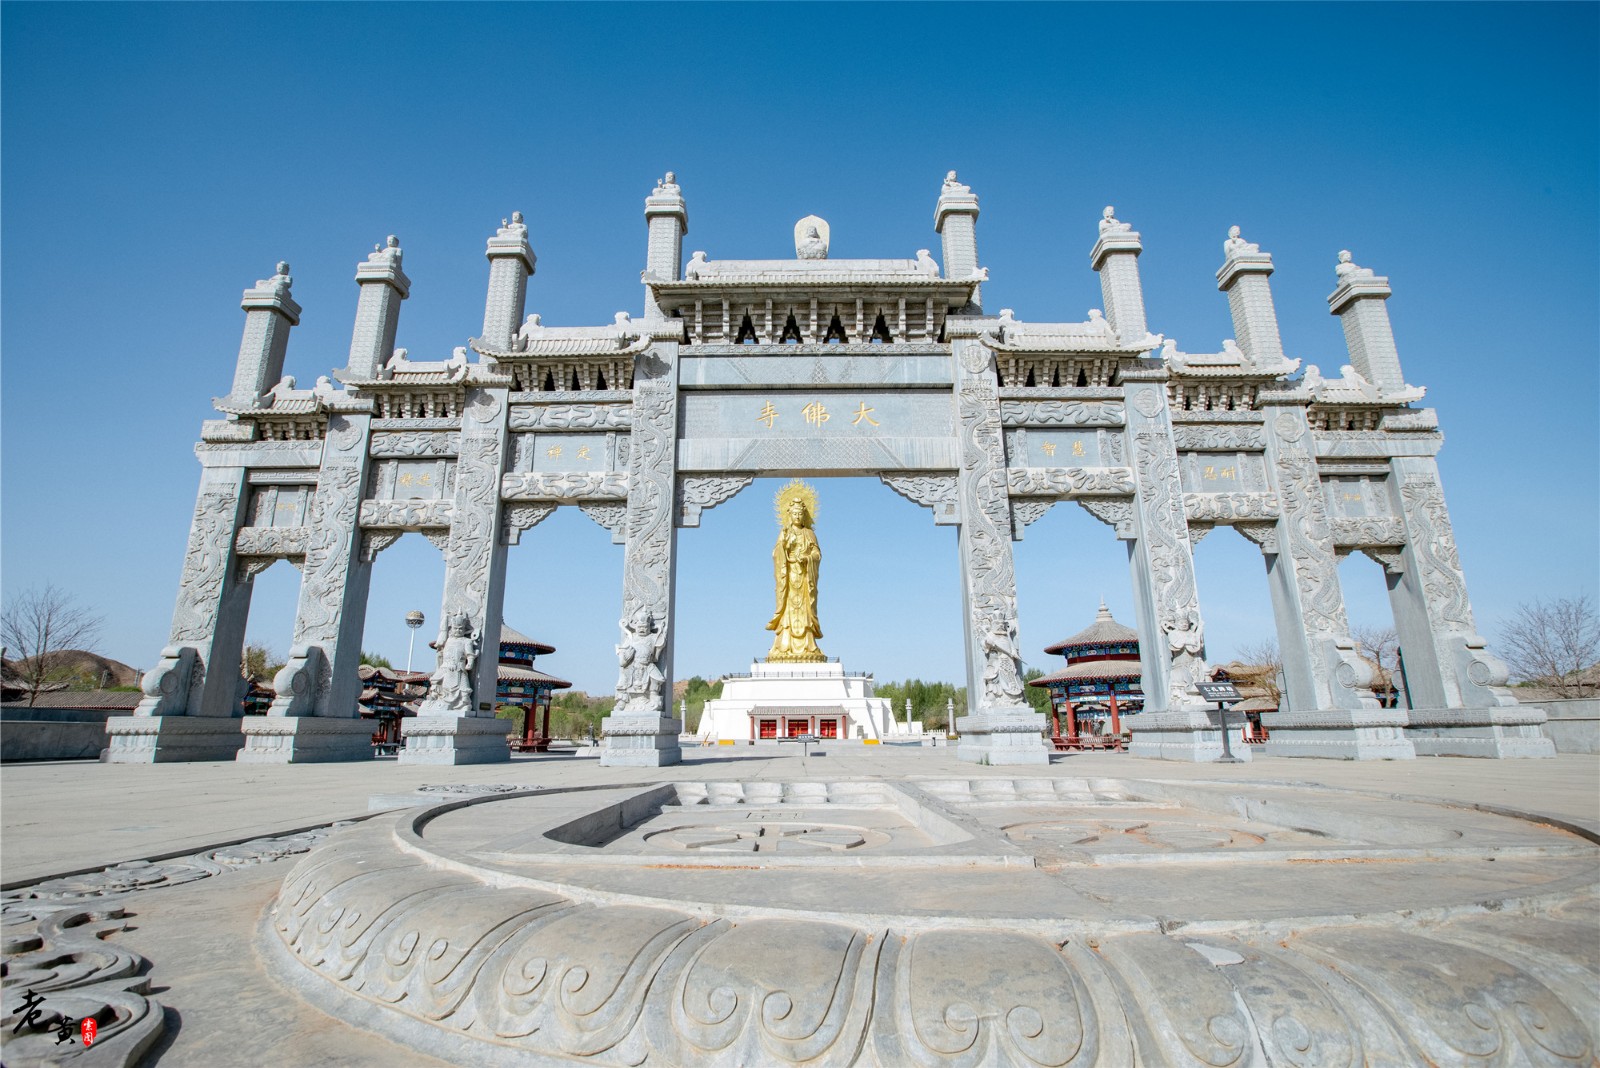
3,3 -> 1596,696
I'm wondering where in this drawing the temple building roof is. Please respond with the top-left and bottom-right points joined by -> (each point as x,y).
499,623 -> 555,656
1029,660 -> 1143,687
1043,601 -> 1139,655
498,664 -> 571,689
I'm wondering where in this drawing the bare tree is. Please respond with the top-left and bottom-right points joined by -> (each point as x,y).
1350,624 -> 1402,707
1,584 -> 106,706
1230,638 -> 1283,701
1497,595 -> 1600,699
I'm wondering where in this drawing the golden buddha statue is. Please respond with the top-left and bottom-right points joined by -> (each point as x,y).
765,481 -> 826,663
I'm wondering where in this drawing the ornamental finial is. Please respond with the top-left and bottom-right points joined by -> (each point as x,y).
1224,225 -> 1260,258
1335,249 -> 1373,281
1099,205 -> 1131,234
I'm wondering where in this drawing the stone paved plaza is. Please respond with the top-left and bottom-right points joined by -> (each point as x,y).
3,747 -> 1596,1065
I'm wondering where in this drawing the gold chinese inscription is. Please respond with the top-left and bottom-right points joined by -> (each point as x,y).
765,480 -> 825,664
802,402 -> 830,426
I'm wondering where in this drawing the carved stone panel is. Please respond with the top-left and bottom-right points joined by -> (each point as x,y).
502,471 -> 629,501
1183,493 -> 1281,523
879,473 -> 960,525
1005,467 -> 1136,498
677,474 -> 755,528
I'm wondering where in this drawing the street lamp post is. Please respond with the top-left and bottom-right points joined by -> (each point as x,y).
405,611 -> 425,675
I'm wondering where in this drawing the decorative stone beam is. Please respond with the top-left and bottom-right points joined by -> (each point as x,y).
878,473 -> 959,526
677,474 -> 754,528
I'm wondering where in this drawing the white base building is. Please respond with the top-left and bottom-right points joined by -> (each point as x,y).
697,662 -> 923,743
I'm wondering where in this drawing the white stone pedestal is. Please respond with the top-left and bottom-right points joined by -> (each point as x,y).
1404,706 -> 1556,758
955,708 -> 1050,765
104,715 -> 245,763
1127,709 -> 1253,762
398,715 -> 510,765
1259,709 -> 1415,760
599,714 -> 683,766
237,716 -> 376,764
696,662 -> 918,743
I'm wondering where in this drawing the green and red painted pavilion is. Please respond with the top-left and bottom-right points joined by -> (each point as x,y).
1029,602 -> 1143,750
496,623 -> 570,752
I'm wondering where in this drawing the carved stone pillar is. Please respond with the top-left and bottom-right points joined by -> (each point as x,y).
1090,208 -> 1147,345
1255,395 -> 1413,760
601,341 -> 683,767
644,173 -> 687,320
223,263 -> 300,407
950,335 -> 1046,765
1216,227 -> 1286,366
106,466 -> 252,762
1120,369 -> 1244,761
935,173 -> 982,312
339,237 -> 410,381
239,412 -> 378,763
1328,251 -> 1406,393
400,382 -> 514,765
1385,456 -> 1552,757
481,214 -> 534,352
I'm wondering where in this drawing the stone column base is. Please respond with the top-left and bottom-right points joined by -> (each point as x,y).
237,717 -> 376,764
955,708 -> 1050,765
1405,706 -> 1556,758
398,715 -> 511,765
1128,710 -> 1252,762
104,715 -> 245,763
1259,709 -> 1415,760
599,714 -> 683,767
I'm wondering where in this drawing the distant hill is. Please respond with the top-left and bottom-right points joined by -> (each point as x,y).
2,649 -> 141,692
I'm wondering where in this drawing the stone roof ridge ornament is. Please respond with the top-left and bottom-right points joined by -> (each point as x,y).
1099,205 -> 1132,234
794,216 -> 830,260
916,248 -> 939,275
684,251 -> 709,280
1224,225 -> 1260,260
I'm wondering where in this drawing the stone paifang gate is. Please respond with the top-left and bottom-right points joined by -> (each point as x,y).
108,172 -> 1552,767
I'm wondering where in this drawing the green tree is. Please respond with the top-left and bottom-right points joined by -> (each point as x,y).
1021,666 -> 1051,716
360,651 -> 394,669
678,675 -> 724,732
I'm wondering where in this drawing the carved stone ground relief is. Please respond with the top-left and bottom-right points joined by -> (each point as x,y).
262,782 -> 1598,1067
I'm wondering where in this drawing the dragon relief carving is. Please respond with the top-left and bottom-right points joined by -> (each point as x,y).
233,525 -> 310,559
1272,432 -> 1350,638
677,475 -> 755,528
508,404 -> 632,431
369,431 -> 460,458
1183,493 -> 1281,522
1329,516 -> 1407,548
170,489 -> 240,644
1005,467 -> 1136,498
1131,428 -> 1207,704
439,434 -> 504,637
614,362 -> 677,713
1171,425 -> 1266,451
1398,477 -> 1474,632
502,471 -> 629,501
955,343 -> 1030,715
998,400 -> 1126,427
358,499 -> 455,529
